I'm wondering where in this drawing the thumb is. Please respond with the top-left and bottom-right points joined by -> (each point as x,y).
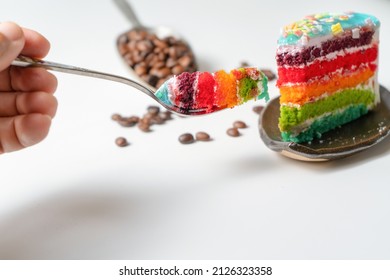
0,22 -> 25,72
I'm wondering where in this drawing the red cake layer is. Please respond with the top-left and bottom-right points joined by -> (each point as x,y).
277,45 -> 378,85
195,72 -> 216,111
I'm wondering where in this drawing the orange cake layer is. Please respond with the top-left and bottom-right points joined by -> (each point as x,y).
279,66 -> 376,105
214,70 -> 238,108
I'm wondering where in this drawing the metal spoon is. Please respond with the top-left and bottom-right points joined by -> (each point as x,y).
113,0 -> 197,89
113,0 -> 181,39
12,55 -> 206,116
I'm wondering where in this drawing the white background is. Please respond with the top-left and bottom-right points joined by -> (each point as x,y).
0,0 -> 389,259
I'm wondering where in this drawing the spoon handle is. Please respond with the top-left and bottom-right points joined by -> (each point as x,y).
12,55 -> 155,97
113,0 -> 143,28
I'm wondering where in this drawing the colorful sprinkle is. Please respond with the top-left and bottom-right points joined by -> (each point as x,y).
331,22 -> 344,35
278,12 -> 380,45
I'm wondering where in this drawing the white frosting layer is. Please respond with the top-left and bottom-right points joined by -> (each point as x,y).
277,28 -> 379,55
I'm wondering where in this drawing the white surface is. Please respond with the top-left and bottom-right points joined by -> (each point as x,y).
0,0 -> 390,260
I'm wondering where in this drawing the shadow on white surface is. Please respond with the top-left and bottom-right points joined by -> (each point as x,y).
0,187 -> 182,259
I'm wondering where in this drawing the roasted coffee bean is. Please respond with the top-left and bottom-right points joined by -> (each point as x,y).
134,64 -> 147,76
195,131 -> 211,141
136,40 -> 153,52
140,115 -> 152,125
238,61 -> 276,81
118,34 -> 128,45
150,67 -> 170,78
172,65 -> 184,75
239,61 -> 250,67
147,105 -> 160,116
115,137 -> 129,147
117,29 -> 197,88
146,75 -> 159,87
153,39 -> 168,49
155,79 -> 167,89
111,113 -> 122,121
166,57 -> 177,68
150,115 -> 165,125
252,105 -> 264,115
178,133 -> 195,144
233,120 -> 247,129
118,118 -> 137,127
128,116 -> 140,123
226,127 -> 240,137
138,122 -> 151,132
159,111 -> 173,121
260,68 -> 276,81
178,55 -> 192,67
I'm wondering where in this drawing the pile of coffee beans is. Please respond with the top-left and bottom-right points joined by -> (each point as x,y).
117,29 -> 198,88
112,105 -> 175,146
112,105 -> 173,133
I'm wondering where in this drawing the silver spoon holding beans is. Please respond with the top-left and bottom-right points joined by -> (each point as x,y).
113,0 -> 198,89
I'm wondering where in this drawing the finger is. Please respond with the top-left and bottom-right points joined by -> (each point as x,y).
0,68 -> 12,91
21,27 -> 50,58
8,66 -> 58,93
0,91 -> 58,118
0,22 -> 25,72
0,23 -> 53,92
0,113 -> 52,154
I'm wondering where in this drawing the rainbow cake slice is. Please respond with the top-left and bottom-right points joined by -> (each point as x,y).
276,12 -> 380,143
155,67 -> 269,114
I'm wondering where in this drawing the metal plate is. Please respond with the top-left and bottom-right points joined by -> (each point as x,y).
259,85 -> 390,161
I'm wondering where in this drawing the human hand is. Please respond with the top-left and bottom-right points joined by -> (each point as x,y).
0,22 -> 57,154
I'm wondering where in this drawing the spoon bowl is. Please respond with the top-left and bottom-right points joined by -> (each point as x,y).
113,0 -> 197,90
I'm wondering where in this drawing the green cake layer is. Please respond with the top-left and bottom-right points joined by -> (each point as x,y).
279,88 -> 376,132
238,77 -> 266,103
281,104 -> 369,142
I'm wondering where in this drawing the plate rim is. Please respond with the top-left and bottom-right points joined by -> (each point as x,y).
259,85 -> 390,161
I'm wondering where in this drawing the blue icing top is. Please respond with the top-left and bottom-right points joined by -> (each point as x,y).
155,81 -> 173,106
278,12 -> 380,46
